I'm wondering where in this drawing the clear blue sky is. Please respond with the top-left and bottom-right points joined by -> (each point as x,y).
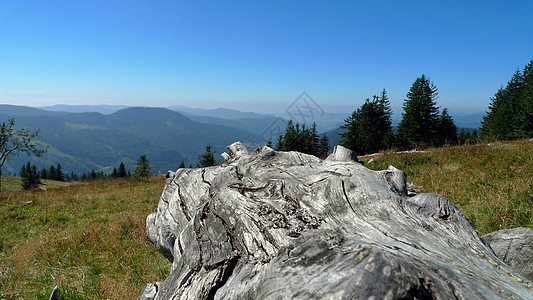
1,1 -> 532,115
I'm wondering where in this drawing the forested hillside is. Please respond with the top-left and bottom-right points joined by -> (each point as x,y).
0,105 -> 262,175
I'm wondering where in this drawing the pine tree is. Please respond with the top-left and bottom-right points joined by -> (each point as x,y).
275,121 -> 322,156
471,129 -> 478,143
178,161 -> 186,169
318,134 -> 330,159
458,128 -> 468,145
377,89 -> 395,148
48,164 -> 57,181
40,168 -> 48,179
111,167 -> 118,179
481,60 -> 533,139
436,108 -> 458,146
117,162 -> 128,178
309,122 -> 320,156
339,110 -> 360,153
520,60 -> 533,136
20,162 -> 42,190
275,134 -> 284,151
197,145 -> 215,167
339,91 -> 394,155
397,75 -> 440,149
55,163 -> 65,181
134,154 -> 153,178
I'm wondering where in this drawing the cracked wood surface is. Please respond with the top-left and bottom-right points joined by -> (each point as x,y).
139,142 -> 533,299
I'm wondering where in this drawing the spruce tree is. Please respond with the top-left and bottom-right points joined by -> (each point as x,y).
275,134 -> 284,151
481,59 -> 533,139
48,164 -> 57,181
520,61 -> 533,136
339,91 -> 394,155
178,161 -> 186,169
111,167 -> 118,179
134,154 -> 153,178
397,75 -> 440,149
339,110 -> 360,153
117,162 -> 127,178
55,163 -> 65,181
275,121 -> 322,156
20,162 -> 42,190
458,128 -> 468,145
309,122 -> 320,156
197,146 -> 215,167
377,89 -> 395,148
318,134 -> 330,159
436,108 -> 458,146
40,168 -> 48,179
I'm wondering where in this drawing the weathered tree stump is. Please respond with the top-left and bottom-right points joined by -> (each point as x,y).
140,142 -> 532,299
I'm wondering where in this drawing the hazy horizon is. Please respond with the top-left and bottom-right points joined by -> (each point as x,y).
12,102 -> 487,119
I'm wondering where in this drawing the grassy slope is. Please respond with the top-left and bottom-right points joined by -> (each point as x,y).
0,177 -> 170,299
0,176 -> 74,192
0,140 -> 531,299
363,139 -> 532,234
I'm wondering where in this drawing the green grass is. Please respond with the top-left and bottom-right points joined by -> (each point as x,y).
1,176 -> 75,192
0,177 -> 170,299
0,140 -> 531,298
363,139 -> 533,234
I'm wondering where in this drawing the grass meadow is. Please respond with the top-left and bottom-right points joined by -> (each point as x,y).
0,139 -> 531,299
0,176 -> 170,299
363,139 -> 532,234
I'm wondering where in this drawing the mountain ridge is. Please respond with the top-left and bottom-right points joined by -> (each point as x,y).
0,105 -> 262,175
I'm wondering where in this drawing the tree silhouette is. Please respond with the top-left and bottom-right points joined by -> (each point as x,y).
1,117 -> 47,192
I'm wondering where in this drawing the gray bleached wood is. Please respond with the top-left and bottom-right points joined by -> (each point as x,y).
482,227 -> 533,281
140,142 -> 532,299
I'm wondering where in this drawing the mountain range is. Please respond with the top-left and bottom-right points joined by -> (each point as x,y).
1,104 -> 484,176
0,105 -> 262,175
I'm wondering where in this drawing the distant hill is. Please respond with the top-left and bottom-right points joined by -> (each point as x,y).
168,105 -> 266,120
39,104 -> 129,114
451,112 -> 484,129
1,104 -> 63,116
3,104 -> 483,175
35,104 -> 484,130
0,105 -> 263,175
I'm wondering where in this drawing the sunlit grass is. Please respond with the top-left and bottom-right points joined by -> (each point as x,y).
1,140 -> 531,298
0,176 -> 170,299
363,139 -> 533,234
0,176 -> 74,192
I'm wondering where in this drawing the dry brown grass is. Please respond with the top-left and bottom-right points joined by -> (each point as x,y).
364,139 -> 533,234
0,177 -> 170,299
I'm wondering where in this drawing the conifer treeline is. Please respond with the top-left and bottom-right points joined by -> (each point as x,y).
481,60 -> 533,139
40,163 -> 65,181
275,121 -> 330,158
276,58 -> 532,157
340,89 -> 394,155
276,76 -> 459,157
